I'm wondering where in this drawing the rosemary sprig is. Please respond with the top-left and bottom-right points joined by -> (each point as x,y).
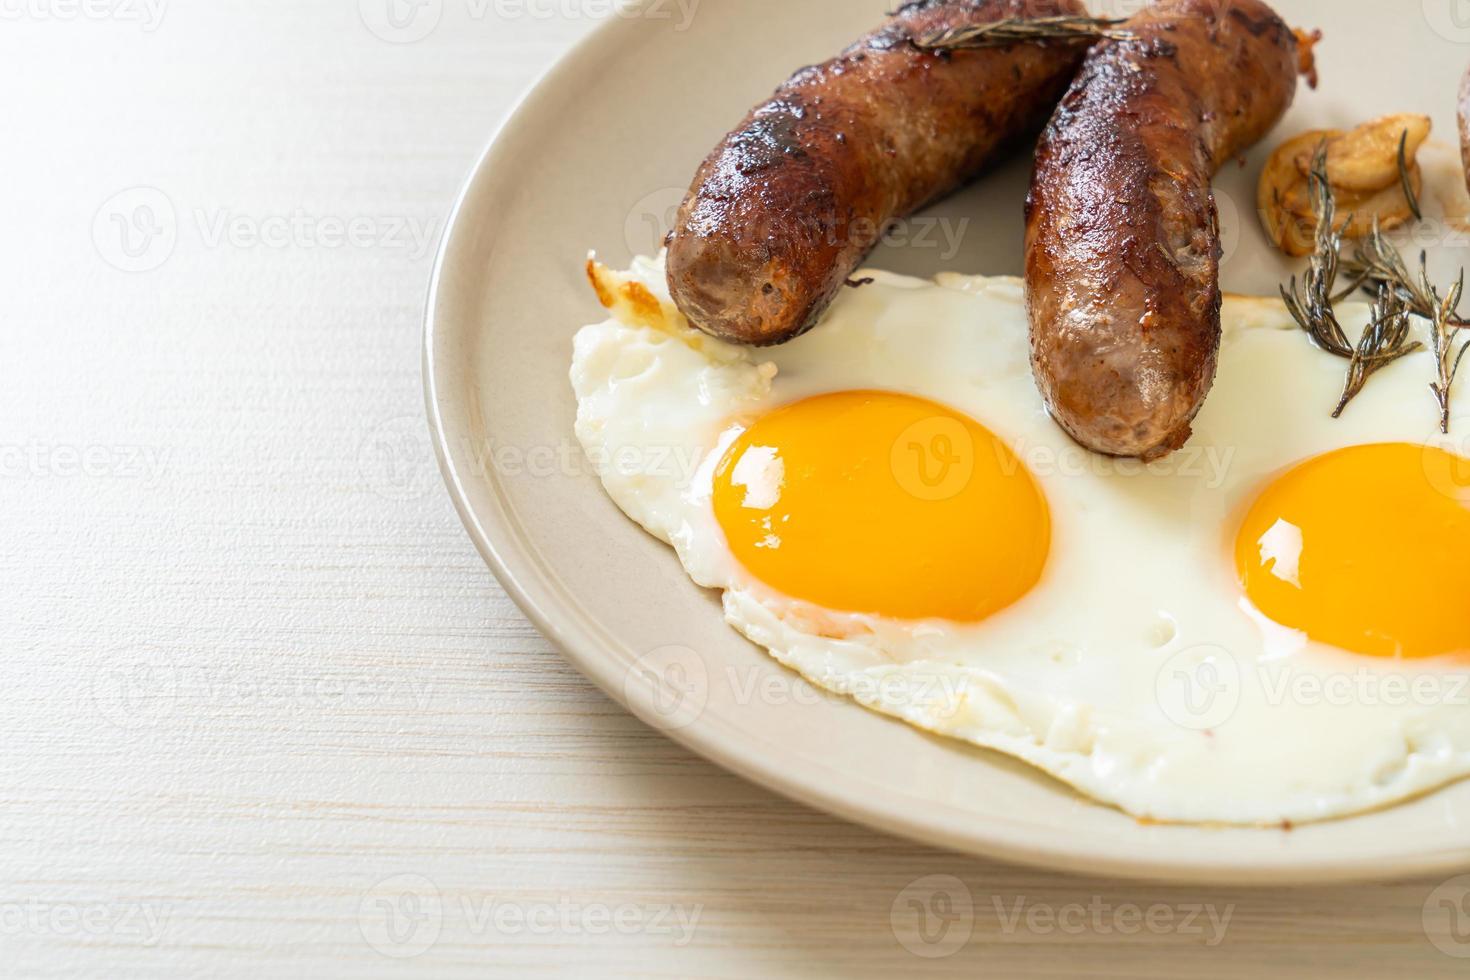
1398,130 -> 1422,222
1280,144 -> 1424,417
913,15 -> 1132,51
1430,273 -> 1470,433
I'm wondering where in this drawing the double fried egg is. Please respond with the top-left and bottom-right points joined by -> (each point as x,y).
571,253 -> 1470,825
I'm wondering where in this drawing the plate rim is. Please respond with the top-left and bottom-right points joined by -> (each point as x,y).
423,1 -> 1470,886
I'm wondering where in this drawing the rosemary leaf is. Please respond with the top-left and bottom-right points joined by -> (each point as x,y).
914,16 -> 1132,51
1398,130 -> 1422,222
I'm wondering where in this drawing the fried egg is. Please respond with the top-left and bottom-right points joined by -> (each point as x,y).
571,253 -> 1470,825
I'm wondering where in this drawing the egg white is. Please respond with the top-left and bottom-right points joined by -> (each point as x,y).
570,252 -> 1470,826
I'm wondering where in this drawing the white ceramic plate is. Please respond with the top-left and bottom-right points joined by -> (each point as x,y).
426,0 -> 1470,883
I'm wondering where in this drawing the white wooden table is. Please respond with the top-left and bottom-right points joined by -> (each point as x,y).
5,2 -> 1470,975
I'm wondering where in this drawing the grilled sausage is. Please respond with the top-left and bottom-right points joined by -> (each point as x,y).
1025,0 -> 1302,459
666,0 -> 1092,347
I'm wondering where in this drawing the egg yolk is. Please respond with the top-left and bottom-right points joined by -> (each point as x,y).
711,390 -> 1050,622
1235,443 -> 1470,659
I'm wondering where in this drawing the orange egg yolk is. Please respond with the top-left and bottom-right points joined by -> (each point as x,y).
1235,443 -> 1470,659
711,390 -> 1050,622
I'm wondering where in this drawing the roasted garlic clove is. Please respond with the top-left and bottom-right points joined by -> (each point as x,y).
1293,114 -> 1431,192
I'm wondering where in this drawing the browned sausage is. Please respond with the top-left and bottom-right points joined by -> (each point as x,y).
1025,0 -> 1302,459
666,0 -> 1092,347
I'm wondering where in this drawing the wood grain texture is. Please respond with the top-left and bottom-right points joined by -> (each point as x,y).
2,0 -> 1469,975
